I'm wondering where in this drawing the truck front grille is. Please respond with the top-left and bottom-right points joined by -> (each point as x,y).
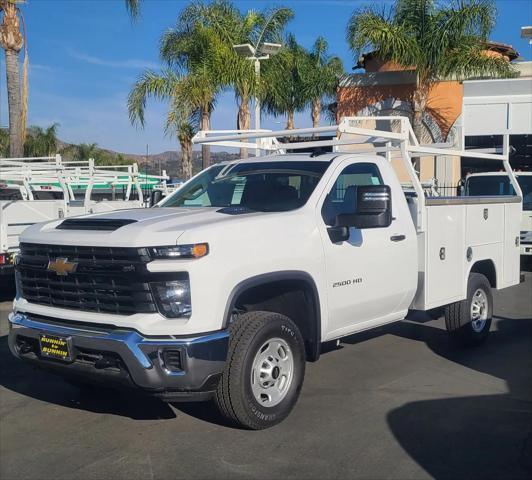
17,243 -> 157,315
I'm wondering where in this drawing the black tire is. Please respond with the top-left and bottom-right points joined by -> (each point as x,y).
444,273 -> 493,346
214,311 -> 306,430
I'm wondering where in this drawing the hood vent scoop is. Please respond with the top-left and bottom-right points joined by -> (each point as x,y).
56,218 -> 137,231
217,206 -> 255,215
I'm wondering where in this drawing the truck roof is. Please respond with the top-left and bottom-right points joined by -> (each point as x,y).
216,152 -> 373,166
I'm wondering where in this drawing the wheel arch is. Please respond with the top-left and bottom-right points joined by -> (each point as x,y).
468,259 -> 497,288
224,271 -> 322,361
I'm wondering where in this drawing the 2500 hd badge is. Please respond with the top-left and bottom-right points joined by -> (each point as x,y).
332,278 -> 363,288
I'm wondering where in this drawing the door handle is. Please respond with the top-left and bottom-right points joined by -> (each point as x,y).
390,234 -> 406,242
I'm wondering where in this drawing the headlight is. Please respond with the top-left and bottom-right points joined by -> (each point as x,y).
149,243 -> 209,259
151,279 -> 192,318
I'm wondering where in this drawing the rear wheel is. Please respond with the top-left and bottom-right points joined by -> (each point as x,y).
445,273 -> 493,346
215,311 -> 306,430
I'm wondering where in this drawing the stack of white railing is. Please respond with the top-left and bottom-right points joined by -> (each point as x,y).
0,155 -> 170,207
0,155 -> 170,257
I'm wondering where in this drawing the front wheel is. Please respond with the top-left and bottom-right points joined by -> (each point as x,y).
445,273 -> 493,346
215,311 -> 306,430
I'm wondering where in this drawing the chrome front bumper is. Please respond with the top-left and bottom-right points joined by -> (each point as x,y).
8,312 -> 229,400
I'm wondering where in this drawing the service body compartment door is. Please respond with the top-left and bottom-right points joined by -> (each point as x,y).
465,204 -> 504,246
503,202 -> 521,288
425,205 -> 466,308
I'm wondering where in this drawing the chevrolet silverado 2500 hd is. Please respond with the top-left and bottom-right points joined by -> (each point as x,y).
8,118 -> 522,429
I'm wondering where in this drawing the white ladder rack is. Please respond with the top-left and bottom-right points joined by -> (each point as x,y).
192,116 -> 520,233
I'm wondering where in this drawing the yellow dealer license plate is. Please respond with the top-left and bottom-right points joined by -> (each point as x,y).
39,334 -> 72,362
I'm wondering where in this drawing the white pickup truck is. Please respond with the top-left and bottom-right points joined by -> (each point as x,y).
465,171 -> 531,257
8,118 -> 522,429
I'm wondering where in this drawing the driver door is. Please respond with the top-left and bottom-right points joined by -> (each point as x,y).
318,159 -> 416,339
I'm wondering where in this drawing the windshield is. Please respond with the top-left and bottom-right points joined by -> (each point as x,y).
160,161 -> 330,212
0,187 -> 23,201
465,175 -> 532,211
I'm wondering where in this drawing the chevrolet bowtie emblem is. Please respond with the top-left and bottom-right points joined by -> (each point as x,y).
47,258 -> 78,276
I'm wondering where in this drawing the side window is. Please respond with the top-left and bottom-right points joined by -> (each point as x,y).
321,162 -> 383,226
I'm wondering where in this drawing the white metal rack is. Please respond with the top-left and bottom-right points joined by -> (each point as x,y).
193,116 -> 520,233
1,155 -> 170,208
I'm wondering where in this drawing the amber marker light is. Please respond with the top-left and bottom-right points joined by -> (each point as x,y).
149,243 -> 210,259
191,243 -> 209,258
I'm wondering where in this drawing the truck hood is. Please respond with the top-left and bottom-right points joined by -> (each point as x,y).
20,207 -> 266,247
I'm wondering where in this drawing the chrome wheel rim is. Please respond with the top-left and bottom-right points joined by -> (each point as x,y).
471,288 -> 488,333
250,337 -> 294,408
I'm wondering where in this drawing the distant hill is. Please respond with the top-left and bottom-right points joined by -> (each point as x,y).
58,140 -> 240,179
116,150 -> 241,179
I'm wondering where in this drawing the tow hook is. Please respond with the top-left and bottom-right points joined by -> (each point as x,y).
94,356 -> 119,370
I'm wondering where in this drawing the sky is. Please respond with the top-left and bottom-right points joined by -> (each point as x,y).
0,0 -> 531,155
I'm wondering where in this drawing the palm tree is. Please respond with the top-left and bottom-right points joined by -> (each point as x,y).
159,2 -> 293,161
0,0 -> 139,160
0,0 -> 26,157
24,123 -> 59,157
128,70 -> 198,180
176,122 -> 195,180
347,0 -> 515,141
166,95 -> 197,180
261,34 -> 309,129
160,1 -> 233,169
301,37 -> 344,128
0,127 -> 8,156
71,142 -> 99,161
227,6 -> 293,155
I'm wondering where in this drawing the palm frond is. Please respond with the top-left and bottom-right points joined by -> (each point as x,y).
347,7 -> 421,67
439,43 -> 517,80
299,37 -> 344,102
124,0 -> 141,20
438,0 -> 496,42
394,0 -> 435,36
254,7 -> 294,48
127,70 -> 180,127
260,34 -> 309,117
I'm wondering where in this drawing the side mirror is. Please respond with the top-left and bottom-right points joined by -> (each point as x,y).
150,190 -> 163,207
335,185 -> 392,231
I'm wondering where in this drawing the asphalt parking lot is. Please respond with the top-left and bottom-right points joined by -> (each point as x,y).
0,272 -> 531,480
